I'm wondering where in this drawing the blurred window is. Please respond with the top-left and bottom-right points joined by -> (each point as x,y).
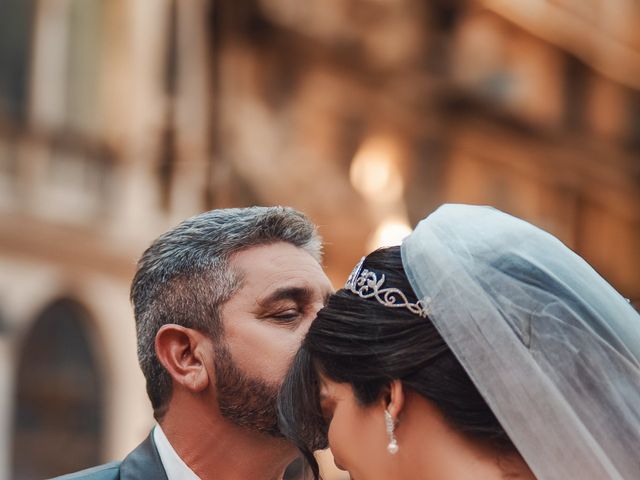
158,0 -> 179,211
0,0 -> 35,123
29,0 -> 104,134
11,299 -> 104,480
64,0 -> 104,136
452,12 -> 565,126
564,54 -> 588,131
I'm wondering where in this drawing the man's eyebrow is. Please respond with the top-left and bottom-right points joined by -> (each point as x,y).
257,286 -> 313,306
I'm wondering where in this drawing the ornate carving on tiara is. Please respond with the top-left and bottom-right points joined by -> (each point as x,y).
344,257 -> 430,318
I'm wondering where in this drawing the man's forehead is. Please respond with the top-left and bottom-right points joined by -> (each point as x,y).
231,243 -> 320,274
229,242 -> 329,295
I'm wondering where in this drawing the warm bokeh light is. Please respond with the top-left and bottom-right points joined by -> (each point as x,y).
349,136 -> 404,203
367,216 -> 413,251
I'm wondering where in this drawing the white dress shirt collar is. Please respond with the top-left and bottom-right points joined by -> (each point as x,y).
153,424 -> 201,480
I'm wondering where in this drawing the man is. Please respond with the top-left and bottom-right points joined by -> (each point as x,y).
54,206 -> 333,480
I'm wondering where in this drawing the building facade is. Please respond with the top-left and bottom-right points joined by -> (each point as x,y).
0,1 -> 638,479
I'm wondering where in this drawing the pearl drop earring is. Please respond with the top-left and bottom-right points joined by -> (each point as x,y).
384,409 -> 399,454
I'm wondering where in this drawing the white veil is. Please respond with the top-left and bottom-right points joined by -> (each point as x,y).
400,204 -> 640,480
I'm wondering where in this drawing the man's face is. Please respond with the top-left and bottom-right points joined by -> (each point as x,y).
214,242 -> 333,436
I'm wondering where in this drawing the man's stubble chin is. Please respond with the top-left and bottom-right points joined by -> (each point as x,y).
214,342 -> 284,438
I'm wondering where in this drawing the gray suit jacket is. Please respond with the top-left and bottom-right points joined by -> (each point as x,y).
50,432 -> 168,480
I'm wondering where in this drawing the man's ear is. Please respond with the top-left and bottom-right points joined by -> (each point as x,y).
155,324 -> 211,393
382,379 -> 405,422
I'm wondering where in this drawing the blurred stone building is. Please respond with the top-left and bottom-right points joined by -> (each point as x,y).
0,0 -> 638,479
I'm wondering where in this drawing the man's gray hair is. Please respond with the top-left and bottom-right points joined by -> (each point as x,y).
130,206 -> 322,418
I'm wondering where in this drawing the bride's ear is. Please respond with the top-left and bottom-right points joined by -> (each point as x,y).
384,379 -> 405,421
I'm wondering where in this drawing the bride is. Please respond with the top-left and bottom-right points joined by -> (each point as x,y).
278,204 -> 640,480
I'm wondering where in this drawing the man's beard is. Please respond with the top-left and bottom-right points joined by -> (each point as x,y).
214,342 -> 283,438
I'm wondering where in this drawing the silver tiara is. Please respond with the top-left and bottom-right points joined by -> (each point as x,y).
344,257 -> 430,318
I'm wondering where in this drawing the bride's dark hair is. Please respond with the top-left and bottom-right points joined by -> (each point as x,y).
278,246 -> 515,478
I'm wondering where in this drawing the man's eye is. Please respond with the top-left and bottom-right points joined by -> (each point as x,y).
272,310 -> 300,321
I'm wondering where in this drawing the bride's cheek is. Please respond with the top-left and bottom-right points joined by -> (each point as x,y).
327,418 -> 339,450
327,414 -> 346,453
327,421 -> 350,472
